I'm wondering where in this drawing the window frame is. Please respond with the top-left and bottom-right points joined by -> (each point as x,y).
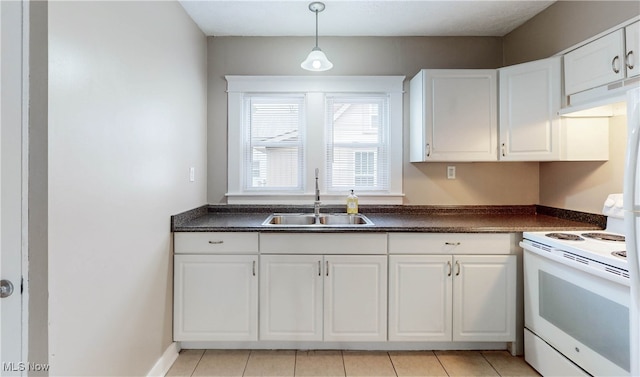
226,76 -> 404,205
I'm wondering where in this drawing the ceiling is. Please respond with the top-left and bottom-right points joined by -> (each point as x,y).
179,0 -> 556,37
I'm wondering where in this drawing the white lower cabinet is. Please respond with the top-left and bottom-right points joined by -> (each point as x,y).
452,255 -> 517,342
260,254 -> 387,342
324,255 -> 388,341
388,255 -> 452,341
174,231 -> 518,346
174,254 -> 258,341
259,255 -> 323,341
388,234 -> 517,343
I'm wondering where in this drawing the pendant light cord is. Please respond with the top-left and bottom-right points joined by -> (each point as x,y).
315,9 -> 319,48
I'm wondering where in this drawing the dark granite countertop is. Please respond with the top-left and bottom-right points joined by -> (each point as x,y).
171,205 -> 605,233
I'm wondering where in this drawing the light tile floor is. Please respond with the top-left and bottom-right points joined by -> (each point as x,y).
166,349 -> 541,377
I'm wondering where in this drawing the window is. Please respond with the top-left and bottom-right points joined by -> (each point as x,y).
243,95 -> 305,190
226,76 -> 404,204
326,95 -> 388,191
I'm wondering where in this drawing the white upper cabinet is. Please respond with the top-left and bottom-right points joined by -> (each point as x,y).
564,29 -> 626,96
564,21 -> 639,97
410,69 -> 498,162
499,57 -> 561,161
626,21 -> 640,78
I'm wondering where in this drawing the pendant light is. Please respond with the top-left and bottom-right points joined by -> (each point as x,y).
301,2 -> 333,72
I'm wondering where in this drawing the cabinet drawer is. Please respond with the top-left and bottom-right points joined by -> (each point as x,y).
388,233 -> 511,254
260,233 -> 387,254
174,232 -> 259,254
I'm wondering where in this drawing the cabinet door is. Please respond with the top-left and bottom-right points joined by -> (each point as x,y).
426,70 -> 498,161
453,255 -> 516,342
260,255 -> 323,341
388,255 -> 452,341
174,254 -> 258,341
324,255 -> 387,341
499,57 -> 561,161
626,21 -> 640,78
564,29 -> 625,95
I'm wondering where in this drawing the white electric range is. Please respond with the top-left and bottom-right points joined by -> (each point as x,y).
520,212 -> 631,376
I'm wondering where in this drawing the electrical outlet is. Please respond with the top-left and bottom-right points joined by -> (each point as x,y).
447,166 -> 456,179
189,167 -> 195,182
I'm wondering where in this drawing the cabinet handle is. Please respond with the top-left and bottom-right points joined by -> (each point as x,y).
501,143 -> 506,157
612,55 -> 621,74
208,240 -> 224,244
326,261 -> 329,276
318,260 -> 322,276
252,260 -> 256,276
455,260 -> 461,276
445,242 -> 461,246
426,143 -> 431,158
447,261 -> 452,277
626,50 -> 635,70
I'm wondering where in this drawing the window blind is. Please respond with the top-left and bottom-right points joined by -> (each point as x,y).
243,95 -> 305,190
325,95 -> 389,192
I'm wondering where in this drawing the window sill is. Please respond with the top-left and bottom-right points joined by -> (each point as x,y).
226,193 -> 404,205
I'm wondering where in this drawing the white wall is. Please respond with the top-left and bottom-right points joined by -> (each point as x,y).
48,1 -> 207,375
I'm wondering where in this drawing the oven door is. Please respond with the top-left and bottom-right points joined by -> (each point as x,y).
524,247 -> 630,376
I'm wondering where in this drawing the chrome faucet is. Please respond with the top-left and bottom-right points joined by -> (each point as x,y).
314,168 -> 321,216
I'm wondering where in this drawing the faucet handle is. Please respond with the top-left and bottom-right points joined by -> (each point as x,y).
315,168 -> 319,179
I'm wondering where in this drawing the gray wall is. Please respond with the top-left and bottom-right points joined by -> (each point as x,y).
28,1 -> 49,374
504,1 -> 640,66
207,36 -> 540,205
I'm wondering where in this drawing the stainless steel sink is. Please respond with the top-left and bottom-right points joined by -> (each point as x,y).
262,213 -> 374,227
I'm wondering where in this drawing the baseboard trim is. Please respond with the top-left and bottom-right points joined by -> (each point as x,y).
147,342 -> 181,377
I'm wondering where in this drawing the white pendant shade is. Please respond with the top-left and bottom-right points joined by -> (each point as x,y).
301,47 -> 333,71
301,2 -> 333,72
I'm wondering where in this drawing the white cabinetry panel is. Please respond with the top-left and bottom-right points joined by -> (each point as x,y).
389,255 -> 452,341
453,255 -> 516,342
499,57 -> 561,161
174,232 -> 259,254
174,254 -> 258,341
626,21 -> 640,78
410,69 -> 497,162
564,30 -> 626,95
260,255 -> 323,341
260,253 -> 387,342
324,255 -> 387,342
388,233 -> 511,254
260,232 -> 386,254
387,234 -> 516,343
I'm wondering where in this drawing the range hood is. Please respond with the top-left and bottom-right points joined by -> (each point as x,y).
560,76 -> 639,117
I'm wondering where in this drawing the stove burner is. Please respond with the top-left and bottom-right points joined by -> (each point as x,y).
582,232 -> 625,242
545,233 -> 585,241
612,251 -> 627,258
